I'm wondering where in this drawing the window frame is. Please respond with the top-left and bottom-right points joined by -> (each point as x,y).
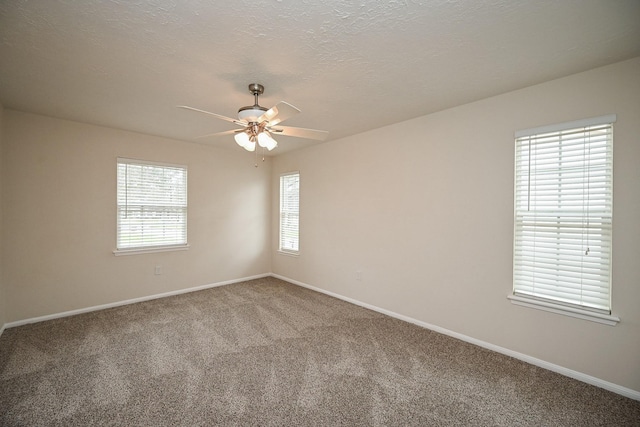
279,171 -> 300,255
509,115 -> 620,326
114,157 -> 189,256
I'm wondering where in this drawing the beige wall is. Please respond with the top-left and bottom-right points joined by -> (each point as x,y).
2,111 -> 271,322
272,57 -> 640,392
0,103 -> 5,329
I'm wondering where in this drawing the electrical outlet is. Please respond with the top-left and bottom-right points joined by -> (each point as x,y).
155,265 -> 162,275
356,270 -> 362,281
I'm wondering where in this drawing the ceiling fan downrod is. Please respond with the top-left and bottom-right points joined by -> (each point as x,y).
248,83 -> 264,106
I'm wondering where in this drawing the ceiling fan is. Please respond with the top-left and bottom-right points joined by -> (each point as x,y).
178,83 -> 328,152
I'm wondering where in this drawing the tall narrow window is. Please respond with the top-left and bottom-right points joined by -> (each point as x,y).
512,115 -> 615,321
116,158 -> 188,253
279,172 -> 300,254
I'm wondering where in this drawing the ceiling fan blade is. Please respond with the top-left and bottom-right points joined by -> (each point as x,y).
269,125 -> 329,141
195,129 -> 244,139
258,101 -> 300,126
177,105 -> 246,127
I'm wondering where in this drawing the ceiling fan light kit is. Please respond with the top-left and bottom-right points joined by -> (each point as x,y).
179,83 -> 328,161
233,131 -> 254,151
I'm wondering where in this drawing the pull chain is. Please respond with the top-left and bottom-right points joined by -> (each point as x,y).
253,147 -> 266,167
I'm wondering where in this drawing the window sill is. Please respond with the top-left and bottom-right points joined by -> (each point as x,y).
277,250 -> 299,257
507,294 -> 620,326
113,245 -> 190,256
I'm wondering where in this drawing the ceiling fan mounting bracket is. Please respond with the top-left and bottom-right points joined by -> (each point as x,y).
248,83 -> 264,96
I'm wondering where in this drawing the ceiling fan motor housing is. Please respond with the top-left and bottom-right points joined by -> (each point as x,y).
238,105 -> 267,122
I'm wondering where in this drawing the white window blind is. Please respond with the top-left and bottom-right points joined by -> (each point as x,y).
279,172 -> 300,253
513,115 -> 614,313
117,158 -> 187,251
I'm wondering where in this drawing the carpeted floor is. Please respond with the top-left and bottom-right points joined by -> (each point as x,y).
0,277 -> 638,426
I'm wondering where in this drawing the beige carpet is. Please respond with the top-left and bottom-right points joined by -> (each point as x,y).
1,277 -> 638,426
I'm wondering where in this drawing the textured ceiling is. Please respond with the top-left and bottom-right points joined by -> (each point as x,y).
1,0 -> 639,155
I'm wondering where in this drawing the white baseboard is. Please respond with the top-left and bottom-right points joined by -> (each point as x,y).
0,323 -> 5,339
272,273 -> 640,401
4,273 -> 271,329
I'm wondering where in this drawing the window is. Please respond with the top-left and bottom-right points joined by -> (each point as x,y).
279,172 -> 300,254
510,115 -> 619,325
116,158 -> 188,254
